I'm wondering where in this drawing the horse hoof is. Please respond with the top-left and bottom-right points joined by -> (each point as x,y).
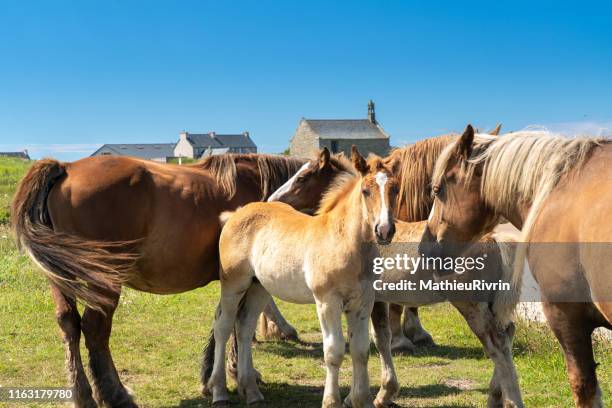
390,342 -> 415,355
212,400 -> 230,408
281,330 -> 300,342
374,399 -> 400,408
413,334 -> 436,347
248,400 -> 267,407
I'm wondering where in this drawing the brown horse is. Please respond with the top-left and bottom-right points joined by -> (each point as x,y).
11,153 -> 305,408
268,147 -> 524,407
424,125 -> 612,407
268,125 -> 501,352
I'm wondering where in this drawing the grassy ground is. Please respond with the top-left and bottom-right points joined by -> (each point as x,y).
0,157 -> 31,225
0,158 -> 610,408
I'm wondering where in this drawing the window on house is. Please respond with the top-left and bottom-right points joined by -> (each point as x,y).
330,140 -> 339,153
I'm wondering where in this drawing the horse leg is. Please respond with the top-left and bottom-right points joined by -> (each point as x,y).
452,302 -> 523,408
81,290 -> 137,408
403,307 -> 435,346
388,303 -> 415,353
367,302 -> 399,408
50,285 -> 96,408
235,283 -> 271,406
344,301 -> 375,408
208,282 -> 248,406
487,322 -> 515,408
543,302 -> 602,408
258,299 -> 299,341
315,297 -> 345,408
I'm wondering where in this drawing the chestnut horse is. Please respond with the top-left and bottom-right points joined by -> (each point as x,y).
205,147 -> 399,408
267,124 -> 501,352
268,148 -> 524,407
11,153 -> 305,408
424,125 -> 611,407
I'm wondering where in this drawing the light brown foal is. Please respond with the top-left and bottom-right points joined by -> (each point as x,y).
206,147 -> 399,408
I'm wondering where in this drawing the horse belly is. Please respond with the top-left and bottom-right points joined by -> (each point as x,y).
253,259 -> 314,304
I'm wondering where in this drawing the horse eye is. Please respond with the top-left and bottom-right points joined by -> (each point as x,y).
296,176 -> 305,183
432,185 -> 440,196
362,188 -> 370,197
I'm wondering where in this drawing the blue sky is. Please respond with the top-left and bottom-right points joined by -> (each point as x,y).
1,1 -> 611,160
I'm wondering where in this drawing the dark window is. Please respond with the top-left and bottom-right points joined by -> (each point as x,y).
330,140 -> 338,153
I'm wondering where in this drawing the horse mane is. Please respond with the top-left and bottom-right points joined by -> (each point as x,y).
196,153 -> 306,199
315,155 -> 384,215
329,153 -> 356,175
316,173 -> 358,215
387,134 -> 456,220
433,130 -> 608,241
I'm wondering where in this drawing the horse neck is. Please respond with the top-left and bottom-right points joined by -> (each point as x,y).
234,158 -> 300,202
322,179 -> 372,243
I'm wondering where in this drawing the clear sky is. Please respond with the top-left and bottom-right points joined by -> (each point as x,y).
1,1 -> 611,160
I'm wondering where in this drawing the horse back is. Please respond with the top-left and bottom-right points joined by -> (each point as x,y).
530,144 -> 612,324
47,156 -> 228,293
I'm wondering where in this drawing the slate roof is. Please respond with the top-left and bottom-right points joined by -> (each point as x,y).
92,143 -> 175,159
186,133 -> 257,149
0,151 -> 30,159
302,119 -> 389,140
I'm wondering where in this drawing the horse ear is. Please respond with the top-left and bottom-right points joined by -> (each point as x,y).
389,157 -> 400,175
319,147 -> 331,169
456,124 -> 475,159
489,123 -> 502,136
351,145 -> 369,175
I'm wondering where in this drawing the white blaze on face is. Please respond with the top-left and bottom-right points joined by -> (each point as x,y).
267,162 -> 310,202
428,201 -> 436,222
375,171 -> 391,237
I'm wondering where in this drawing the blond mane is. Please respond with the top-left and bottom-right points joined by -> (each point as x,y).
387,134 -> 456,220
197,153 -> 306,199
316,173 -> 358,215
433,130 -> 608,241
316,155 -> 386,215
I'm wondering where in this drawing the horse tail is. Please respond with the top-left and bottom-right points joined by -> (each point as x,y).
490,231 -> 524,327
11,159 -> 138,312
201,304 -> 219,393
201,304 -> 240,393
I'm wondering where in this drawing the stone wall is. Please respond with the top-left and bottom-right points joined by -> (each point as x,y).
289,120 -> 319,158
319,138 -> 390,158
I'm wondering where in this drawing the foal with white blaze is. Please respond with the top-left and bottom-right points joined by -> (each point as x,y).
208,147 -> 399,408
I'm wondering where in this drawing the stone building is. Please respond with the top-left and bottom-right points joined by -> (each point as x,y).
289,101 -> 390,158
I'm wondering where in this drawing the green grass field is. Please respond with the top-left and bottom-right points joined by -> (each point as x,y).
0,157 -> 32,225
0,157 -> 610,407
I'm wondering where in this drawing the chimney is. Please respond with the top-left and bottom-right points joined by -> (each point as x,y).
243,131 -> 250,138
367,100 -> 376,124
209,131 -> 217,139
179,131 -> 188,141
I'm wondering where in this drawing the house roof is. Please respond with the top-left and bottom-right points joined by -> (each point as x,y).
302,119 -> 389,140
92,143 -> 175,159
0,151 -> 30,159
186,133 -> 257,149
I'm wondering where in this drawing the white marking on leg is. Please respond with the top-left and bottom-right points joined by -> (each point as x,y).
375,171 -> 390,238
267,162 -> 310,202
